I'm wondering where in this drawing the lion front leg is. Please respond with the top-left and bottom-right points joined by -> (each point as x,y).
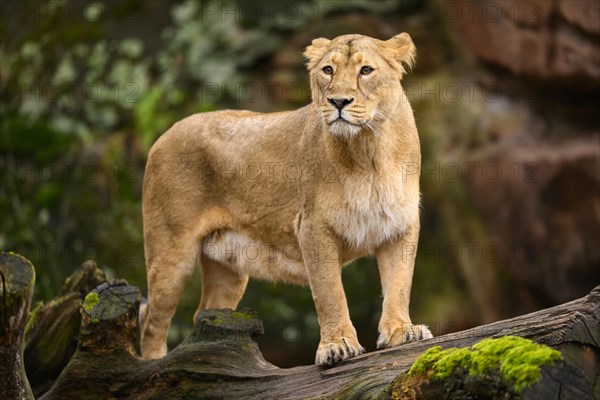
298,224 -> 365,367
375,223 -> 433,349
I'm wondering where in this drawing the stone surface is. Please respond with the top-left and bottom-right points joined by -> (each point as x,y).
553,26 -> 600,81
452,0 -> 600,86
559,0 -> 600,34
449,0 -> 600,314
467,139 -> 600,306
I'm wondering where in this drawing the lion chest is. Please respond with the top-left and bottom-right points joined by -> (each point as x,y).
327,175 -> 418,251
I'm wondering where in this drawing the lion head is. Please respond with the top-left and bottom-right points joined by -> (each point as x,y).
303,33 -> 416,138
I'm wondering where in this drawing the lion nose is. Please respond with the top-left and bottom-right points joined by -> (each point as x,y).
328,97 -> 354,110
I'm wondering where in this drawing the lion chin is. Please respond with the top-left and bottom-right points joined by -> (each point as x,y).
328,118 -> 363,138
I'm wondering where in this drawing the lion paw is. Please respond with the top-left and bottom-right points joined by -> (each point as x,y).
376,323 -> 433,349
315,337 -> 365,367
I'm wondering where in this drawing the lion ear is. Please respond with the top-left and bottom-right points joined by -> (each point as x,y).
303,38 -> 331,70
383,33 -> 416,74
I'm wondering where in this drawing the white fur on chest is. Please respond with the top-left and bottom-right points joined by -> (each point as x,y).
327,173 -> 419,251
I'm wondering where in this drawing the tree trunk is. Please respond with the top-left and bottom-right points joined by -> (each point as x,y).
24,260 -> 106,396
0,252 -> 35,400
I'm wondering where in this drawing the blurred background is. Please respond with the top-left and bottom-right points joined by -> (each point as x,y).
1,0 -> 598,367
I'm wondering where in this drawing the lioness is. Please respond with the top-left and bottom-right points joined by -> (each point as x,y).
140,33 -> 432,366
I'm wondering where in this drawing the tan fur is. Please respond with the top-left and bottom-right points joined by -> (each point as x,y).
140,33 -> 432,366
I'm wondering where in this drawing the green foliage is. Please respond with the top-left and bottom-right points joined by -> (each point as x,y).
134,87 -> 174,152
408,336 -> 562,392
0,116 -> 76,164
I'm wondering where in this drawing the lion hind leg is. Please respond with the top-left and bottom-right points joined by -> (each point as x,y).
141,206 -> 233,359
194,254 -> 249,321
140,235 -> 198,359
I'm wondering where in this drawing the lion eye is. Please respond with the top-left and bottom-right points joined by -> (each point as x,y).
322,66 -> 334,75
360,66 -> 374,75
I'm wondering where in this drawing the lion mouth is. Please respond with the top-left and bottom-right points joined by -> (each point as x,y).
328,117 -> 361,127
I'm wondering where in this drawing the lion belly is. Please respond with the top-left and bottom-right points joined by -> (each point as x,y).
202,230 -> 308,285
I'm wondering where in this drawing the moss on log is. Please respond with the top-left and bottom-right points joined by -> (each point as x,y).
41,279 -> 141,400
384,336 -> 564,399
0,252 -> 35,400
78,280 -> 140,352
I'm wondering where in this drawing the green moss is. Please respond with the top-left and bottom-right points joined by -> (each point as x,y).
472,337 -> 563,391
430,347 -> 473,380
82,292 -> 100,313
25,301 -> 44,336
211,314 -> 224,326
407,346 -> 444,376
231,311 -> 253,320
26,295 -> 79,336
408,336 -> 562,392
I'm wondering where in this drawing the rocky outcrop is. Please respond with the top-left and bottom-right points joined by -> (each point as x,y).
453,0 -> 600,86
467,139 -> 600,305
450,0 -> 600,312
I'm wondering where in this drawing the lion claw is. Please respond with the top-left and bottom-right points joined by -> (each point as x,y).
315,337 -> 364,367
377,323 -> 433,349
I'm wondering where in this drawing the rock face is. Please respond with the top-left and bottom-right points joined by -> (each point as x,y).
450,0 -> 600,312
453,0 -> 600,86
467,141 -> 600,306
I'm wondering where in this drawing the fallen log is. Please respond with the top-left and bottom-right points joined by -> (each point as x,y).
43,282 -> 598,399
3,254 -> 598,399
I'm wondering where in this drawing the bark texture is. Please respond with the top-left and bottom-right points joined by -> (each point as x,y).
0,252 -> 35,400
41,281 -> 599,399
24,260 -> 106,396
